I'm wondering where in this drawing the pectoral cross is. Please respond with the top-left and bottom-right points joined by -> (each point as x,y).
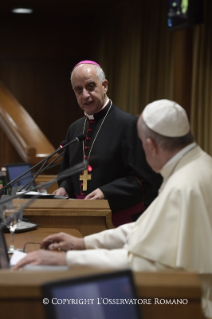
79,169 -> 92,191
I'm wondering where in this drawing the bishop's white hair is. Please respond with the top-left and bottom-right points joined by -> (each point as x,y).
70,65 -> 106,85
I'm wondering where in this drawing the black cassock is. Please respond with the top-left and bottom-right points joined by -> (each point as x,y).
59,101 -> 162,226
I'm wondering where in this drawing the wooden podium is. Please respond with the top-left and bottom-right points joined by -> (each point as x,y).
0,269 -> 206,319
16,198 -> 114,236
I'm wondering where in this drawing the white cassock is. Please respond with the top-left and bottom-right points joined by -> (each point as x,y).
66,144 -> 212,315
66,143 -> 212,271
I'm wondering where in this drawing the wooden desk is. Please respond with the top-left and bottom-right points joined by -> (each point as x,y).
35,175 -> 58,194
0,269 -> 206,319
5,227 -> 82,253
14,198 -> 114,236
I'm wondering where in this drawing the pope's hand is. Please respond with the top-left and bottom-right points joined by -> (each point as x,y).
40,232 -> 86,251
12,250 -> 66,270
84,188 -> 104,200
52,187 -> 69,197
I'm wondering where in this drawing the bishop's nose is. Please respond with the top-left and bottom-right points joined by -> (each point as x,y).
81,88 -> 90,98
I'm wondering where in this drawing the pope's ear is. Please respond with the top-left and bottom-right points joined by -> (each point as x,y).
146,137 -> 158,155
102,79 -> 108,93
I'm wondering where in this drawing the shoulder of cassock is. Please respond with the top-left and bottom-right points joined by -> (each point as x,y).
126,146 -> 212,273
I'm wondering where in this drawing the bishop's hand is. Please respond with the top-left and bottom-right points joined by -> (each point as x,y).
84,188 -> 104,200
52,187 -> 69,197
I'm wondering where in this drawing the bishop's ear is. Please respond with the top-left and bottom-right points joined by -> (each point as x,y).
102,79 -> 108,93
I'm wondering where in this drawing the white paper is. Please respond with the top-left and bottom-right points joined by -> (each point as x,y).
10,250 -> 26,266
16,191 -> 48,196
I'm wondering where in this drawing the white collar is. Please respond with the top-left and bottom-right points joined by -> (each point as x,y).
84,98 -> 109,120
159,142 -> 197,192
162,142 -> 197,172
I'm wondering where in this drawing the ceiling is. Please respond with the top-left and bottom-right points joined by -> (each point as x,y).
0,0 -> 125,17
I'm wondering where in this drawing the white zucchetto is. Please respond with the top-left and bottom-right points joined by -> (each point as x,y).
142,99 -> 190,137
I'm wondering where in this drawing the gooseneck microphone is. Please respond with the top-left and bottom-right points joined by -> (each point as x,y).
0,156 -> 99,230
0,156 -> 99,206
0,134 -> 86,196
75,133 -> 86,143
20,140 -> 68,191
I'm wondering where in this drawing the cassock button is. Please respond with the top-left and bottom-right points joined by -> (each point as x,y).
85,146 -> 89,149
88,129 -> 93,132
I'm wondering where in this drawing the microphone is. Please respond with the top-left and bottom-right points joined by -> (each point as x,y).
54,139 -> 67,152
0,156 -> 99,205
0,156 -> 99,232
20,140 -> 67,191
4,159 -> 62,188
22,134 -> 86,191
74,133 -> 86,143
57,133 -> 85,152
0,134 -> 86,196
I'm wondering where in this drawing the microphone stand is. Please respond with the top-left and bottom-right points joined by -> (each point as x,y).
19,159 -> 48,192
0,156 -> 98,233
20,148 -> 65,192
9,153 -> 63,188
0,159 -> 90,205
0,134 -> 85,196
0,146 -> 64,196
